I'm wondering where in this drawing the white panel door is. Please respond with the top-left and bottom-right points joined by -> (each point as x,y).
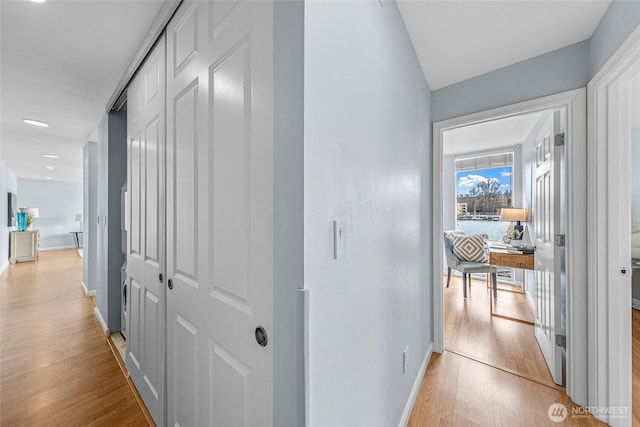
534,109 -> 563,385
126,34 -> 166,426
165,1 -> 274,426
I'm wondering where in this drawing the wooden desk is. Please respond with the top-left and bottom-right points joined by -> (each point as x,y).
489,248 -> 535,325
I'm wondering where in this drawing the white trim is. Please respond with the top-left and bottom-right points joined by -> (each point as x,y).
587,23 -> 640,427
81,281 -> 96,297
39,245 -> 76,251
0,261 -> 9,278
398,342 -> 433,427
432,88 -> 588,406
94,307 -> 110,337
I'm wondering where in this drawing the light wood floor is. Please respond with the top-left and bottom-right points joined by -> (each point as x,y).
444,275 -> 552,383
0,249 -> 148,426
408,275 -> 605,426
408,351 -> 605,426
633,308 -> 640,426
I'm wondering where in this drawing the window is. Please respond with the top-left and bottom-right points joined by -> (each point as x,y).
455,152 -> 513,242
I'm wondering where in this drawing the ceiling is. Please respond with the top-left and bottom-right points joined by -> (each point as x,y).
0,0 -> 614,183
0,0 -> 165,183
397,0 -> 611,90
442,111 -> 545,156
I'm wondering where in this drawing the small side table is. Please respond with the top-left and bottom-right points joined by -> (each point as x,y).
70,231 -> 83,250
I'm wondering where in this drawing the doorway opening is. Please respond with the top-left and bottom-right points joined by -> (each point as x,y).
432,88 -> 588,407
441,110 -> 557,385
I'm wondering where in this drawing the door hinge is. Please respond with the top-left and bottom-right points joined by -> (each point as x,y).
556,334 -> 566,348
555,234 -> 565,247
554,133 -> 565,147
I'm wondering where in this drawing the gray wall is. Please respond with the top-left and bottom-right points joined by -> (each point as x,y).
273,0 -> 304,426
16,178 -> 82,249
432,40 -> 590,123
0,161 -> 17,274
432,1 -> 640,124
83,142 -> 98,293
589,0 -> 640,78
304,1 -> 432,424
96,111 -> 127,332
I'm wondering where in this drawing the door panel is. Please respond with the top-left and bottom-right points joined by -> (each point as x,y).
126,35 -> 166,426
166,1 -> 273,426
534,110 -> 563,385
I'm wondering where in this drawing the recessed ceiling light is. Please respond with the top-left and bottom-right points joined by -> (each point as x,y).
23,119 -> 49,127
42,154 -> 59,159
30,0 -> 46,3
44,176 -> 53,180
45,166 -> 54,170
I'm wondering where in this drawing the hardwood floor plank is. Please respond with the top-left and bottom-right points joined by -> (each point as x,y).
0,249 -> 148,426
408,351 -> 606,426
633,308 -> 640,426
444,275 -> 551,383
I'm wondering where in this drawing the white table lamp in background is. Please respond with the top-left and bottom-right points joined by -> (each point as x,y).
75,213 -> 83,231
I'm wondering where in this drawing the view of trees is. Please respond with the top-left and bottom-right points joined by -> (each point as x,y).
457,179 -> 511,216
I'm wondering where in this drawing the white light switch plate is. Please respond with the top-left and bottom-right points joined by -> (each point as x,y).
333,219 -> 347,259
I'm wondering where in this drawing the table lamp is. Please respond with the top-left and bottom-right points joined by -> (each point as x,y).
500,208 -> 526,237
75,213 -> 83,231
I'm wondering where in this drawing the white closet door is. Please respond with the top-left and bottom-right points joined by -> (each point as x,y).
126,34 -> 166,426
165,1 -> 274,426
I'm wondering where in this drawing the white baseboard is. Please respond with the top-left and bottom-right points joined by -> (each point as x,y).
0,261 -> 8,278
82,281 -> 96,297
526,289 -> 535,309
40,245 -> 76,252
94,307 -> 110,337
399,342 -> 433,427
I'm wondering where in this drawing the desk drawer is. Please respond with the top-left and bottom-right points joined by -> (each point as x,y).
490,252 -> 535,270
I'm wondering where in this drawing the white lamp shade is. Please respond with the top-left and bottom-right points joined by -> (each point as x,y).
500,208 -> 526,222
26,208 -> 39,218
75,213 -> 83,222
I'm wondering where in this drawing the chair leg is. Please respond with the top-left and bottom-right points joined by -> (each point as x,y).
462,273 -> 467,299
446,267 -> 451,287
492,271 -> 497,298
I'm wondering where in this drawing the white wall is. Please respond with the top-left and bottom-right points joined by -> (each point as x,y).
304,1 -> 432,425
16,178 -> 81,249
0,161 -> 18,274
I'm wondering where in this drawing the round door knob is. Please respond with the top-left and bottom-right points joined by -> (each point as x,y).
159,273 -> 164,283
168,278 -> 173,290
255,326 -> 268,347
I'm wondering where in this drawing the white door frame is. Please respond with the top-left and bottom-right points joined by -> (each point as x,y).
432,88 -> 588,406
587,24 -> 640,427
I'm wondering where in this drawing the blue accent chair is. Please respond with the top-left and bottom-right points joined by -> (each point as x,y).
444,231 -> 497,299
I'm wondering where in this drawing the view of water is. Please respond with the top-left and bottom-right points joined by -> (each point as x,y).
455,220 -> 509,242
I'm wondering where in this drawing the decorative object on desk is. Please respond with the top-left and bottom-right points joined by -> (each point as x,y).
24,207 -> 39,230
509,228 -> 522,247
16,211 -> 27,231
521,224 -> 533,247
75,213 -> 83,231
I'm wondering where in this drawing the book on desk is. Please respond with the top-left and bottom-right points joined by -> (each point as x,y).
489,243 -> 535,255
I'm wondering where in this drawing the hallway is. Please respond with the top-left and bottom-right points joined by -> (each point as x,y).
0,249 -> 147,425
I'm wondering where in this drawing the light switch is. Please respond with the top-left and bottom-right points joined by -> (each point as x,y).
333,219 -> 347,259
